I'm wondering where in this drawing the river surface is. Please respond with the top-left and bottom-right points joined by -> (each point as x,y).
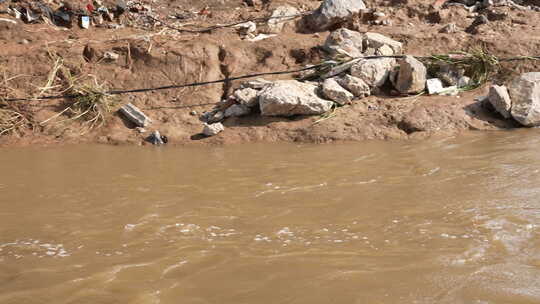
1,130 -> 540,304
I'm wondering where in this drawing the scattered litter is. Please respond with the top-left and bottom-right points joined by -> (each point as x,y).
103,51 -> 120,61
147,130 -> 167,145
234,21 -> 257,39
438,86 -> 459,96
247,33 -> 276,42
426,78 -> 444,95
80,16 -> 90,29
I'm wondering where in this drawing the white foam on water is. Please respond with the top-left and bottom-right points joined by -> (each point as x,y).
0,239 -> 71,259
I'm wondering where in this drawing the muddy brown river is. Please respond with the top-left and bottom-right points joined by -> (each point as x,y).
1,130 -> 540,304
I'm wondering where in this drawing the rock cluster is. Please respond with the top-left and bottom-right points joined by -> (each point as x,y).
197,28 -> 429,137
485,73 -> 540,126
323,29 -> 403,58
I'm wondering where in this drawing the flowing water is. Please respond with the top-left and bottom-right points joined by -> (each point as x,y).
1,130 -> 540,304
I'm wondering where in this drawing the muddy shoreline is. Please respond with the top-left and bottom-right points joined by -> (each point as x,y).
0,0 -> 538,147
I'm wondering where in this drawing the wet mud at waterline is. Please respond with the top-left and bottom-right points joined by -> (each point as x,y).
1,130 -> 540,303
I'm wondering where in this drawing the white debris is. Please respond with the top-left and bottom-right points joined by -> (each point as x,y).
426,78 -> 444,95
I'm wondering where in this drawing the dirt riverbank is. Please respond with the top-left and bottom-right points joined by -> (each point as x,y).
1,0 -> 539,147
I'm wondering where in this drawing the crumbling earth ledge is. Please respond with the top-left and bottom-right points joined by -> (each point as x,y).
0,0 -> 538,147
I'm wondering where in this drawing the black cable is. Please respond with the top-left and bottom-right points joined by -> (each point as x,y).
3,63 -> 328,102
3,55 -> 539,103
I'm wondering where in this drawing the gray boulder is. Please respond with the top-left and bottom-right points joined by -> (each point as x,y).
224,104 -> 251,117
509,72 -> 540,126
350,58 -> 397,87
323,28 -> 364,58
363,32 -> 402,55
322,78 -> 354,105
488,85 -> 512,119
391,56 -> 427,94
307,0 -> 367,31
338,74 -> 370,98
259,80 -> 334,116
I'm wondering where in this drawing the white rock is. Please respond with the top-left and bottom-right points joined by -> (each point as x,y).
426,78 -> 444,95
337,74 -> 370,98
363,32 -> 402,55
377,44 -> 395,56
119,103 -> 152,127
258,80 -> 334,116
488,85 -> 512,119
307,0 -> 367,31
224,104 -> 251,117
509,72 -> 540,126
323,28 -> 364,58
233,88 -> 259,107
203,122 -> 224,136
267,6 -> 300,33
350,58 -> 397,88
391,56 -> 427,94
322,78 -> 354,105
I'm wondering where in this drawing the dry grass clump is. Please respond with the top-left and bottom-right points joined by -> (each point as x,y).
39,54 -> 118,133
425,47 -> 500,89
0,69 -> 34,136
0,100 -> 33,136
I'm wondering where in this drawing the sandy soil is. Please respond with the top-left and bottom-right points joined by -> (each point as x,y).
0,0 -> 539,147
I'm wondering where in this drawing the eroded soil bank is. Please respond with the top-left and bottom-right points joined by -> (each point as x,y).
1,0 -> 539,147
